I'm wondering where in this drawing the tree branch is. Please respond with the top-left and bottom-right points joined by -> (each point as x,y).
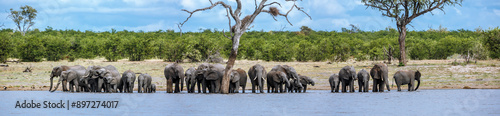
178,1 -> 236,36
261,2 -> 311,26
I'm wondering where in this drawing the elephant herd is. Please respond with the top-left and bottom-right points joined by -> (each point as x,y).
49,63 -> 420,93
329,63 -> 421,92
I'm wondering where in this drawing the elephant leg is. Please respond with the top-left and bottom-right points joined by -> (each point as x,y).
350,81 -> 355,92
335,82 -> 340,92
358,81 -> 363,92
372,80 -> 378,92
267,83 -> 271,93
410,80 -> 414,91
235,81 -> 240,93
303,85 -> 307,93
62,80 -> 68,92
97,79 -> 103,92
379,80 -> 385,92
251,82 -> 256,93
202,80 -> 207,93
74,79 -> 80,92
174,79 -> 179,93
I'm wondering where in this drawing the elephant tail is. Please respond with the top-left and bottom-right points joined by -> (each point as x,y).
415,79 -> 420,91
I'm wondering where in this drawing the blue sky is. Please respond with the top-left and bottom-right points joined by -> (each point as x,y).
0,0 -> 499,32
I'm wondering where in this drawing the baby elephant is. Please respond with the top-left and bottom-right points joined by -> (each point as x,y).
150,84 -> 156,93
357,69 -> 370,92
138,73 -> 152,93
299,75 -> 315,93
393,70 -> 421,91
329,74 -> 340,92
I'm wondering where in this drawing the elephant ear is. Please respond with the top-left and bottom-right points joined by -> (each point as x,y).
272,72 -> 281,83
415,70 -> 421,80
205,71 -> 219,80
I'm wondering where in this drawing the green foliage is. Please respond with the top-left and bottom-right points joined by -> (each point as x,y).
0,27 -> 490,62
43,35 -> 70,61
8,5 -> 37,35
483,27 -> 500,59
102,35 -> 122,62
0,33 -> 13,63
19,36 -> 45,62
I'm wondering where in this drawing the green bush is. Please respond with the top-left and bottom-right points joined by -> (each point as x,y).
44,35 -> 70,61
102,35 -> 122,62
483,27 -> 500,59
0,33 -> 13,63
19,36 -> 45,62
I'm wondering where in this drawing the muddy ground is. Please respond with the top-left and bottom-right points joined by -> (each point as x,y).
1,58 -> 499,91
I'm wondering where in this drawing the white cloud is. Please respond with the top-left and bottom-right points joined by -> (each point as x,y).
180,0 -> 210,10
494,9 -> 500,16
331,19 -> 350,28
454,7 -> 462,15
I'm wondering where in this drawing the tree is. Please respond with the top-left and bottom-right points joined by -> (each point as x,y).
8,5 -> 37,36
178,0 -> 311,94
363,0 -> 462,66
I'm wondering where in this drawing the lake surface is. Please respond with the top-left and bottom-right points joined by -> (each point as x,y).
1,89 -> 499,115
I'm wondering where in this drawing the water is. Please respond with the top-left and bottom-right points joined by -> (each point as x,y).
1,89 -> 499,115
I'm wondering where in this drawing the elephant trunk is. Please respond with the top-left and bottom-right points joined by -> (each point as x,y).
385,78 -> 390,91
284,77 -> 290,88
257,70 -> 263,92
415,79 -> 420,91
49,76 -> 54,91
50,78 -> 62,92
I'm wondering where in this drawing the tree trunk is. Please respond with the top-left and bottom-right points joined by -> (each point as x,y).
398,26 -> 407,66
221,33 -> 242,94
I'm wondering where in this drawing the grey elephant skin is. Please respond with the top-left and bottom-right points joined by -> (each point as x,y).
393,70 -> 421,91
102,65 -> 122,93
357,69 -> 370,92
151,84 -> 156,93
299,75 -> 315,93
370,63 -> 390,92
339,66 -> 357,92
53,70 -> 86,92
164,63 -> 184,93
194,63 -> 224,93
229,68 -> 247,93
229,69 -> 241,93
248,64 -> 267,93
266,70 -> 289,93
138,73 -> 152,93
121,70 -> 136,93
81,66 -> 110,92
329,74 -> 340,92
185,67 -> 197,93
50,65 -> 86,92
271,65 -> 303,92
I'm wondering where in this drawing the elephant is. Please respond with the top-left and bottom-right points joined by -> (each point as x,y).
229,68 -> 247,93
138,73 -> 152,93
393,70 -> 421,91
49,65 -> 86,92
151,84 -> 156,93
357,69 -> 370,92
202,68 -> 223,93
228,70 -> 241,93
194,63 -> 224,93
121,70 -> 136,93
266,70 -> 289,93
102,65 -> 122,93
53,70 -> 83,92
80,66 -> 109,92
164,63 -> 185,93
288,79 -> 303,93
370,63 -> 390,92
298,75 -> 315,93
329,74 -> 340,92
185,67 -> 197,93
339,66 -> 357,92
271,65 -> 302,92
248,64 -> 267,93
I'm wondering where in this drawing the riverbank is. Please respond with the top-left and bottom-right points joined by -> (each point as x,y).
1,58 -> 499,91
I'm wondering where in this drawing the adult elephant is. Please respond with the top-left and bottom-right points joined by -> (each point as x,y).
329,74 -> 340,92
299,75 -> 315,93
52,70 -> 85,92
248,64 -> 267,93
121,70 -> 136,93
80,66 -> 108,92
266,70 -> 289,93
271,65 -> 302,92
393,70 -> 421,91
229,68 -> 247,93
339,66 -> 357,92
370,63 -> 390,92
138,73 -> 152,93
49,65 -> 86,92
194,63 -> 224,93
357,69 -> 370,92
102,65 -> 122,93
185,67 -> 197,93
228,69 -> 241,93
164,63 -> 184,93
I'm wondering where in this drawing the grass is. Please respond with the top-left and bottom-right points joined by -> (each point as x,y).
1,57 -> 499,91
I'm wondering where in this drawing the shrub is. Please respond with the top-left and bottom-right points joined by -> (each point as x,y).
19,36 -> 45,62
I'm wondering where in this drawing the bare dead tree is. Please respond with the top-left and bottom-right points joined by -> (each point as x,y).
383,46 -> 393,64
178,0 -> 311,94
